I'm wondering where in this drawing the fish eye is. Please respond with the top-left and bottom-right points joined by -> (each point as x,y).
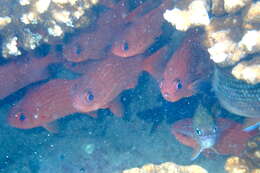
212,127 -> 217,133
123,42 -> 129,51
75,44 -> 82,55
175,79 -> 183,90
79,168 -> 85,172
195,128 -> 202,136
18,113 -> 26,121
59,154 -> 65,160
86,91 -> 94,101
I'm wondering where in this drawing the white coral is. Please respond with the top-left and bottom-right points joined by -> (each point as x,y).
163,0 -> 210,31
239,30 -> 260,53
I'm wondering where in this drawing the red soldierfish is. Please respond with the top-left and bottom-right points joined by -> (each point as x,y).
0,52 -> 61,99
160,29 -> 212,102
111,0 -> 174,58
71,53 -> 145,117
7,45 -> 166,130
7,79 -> 93,131
171,117 -> 257,159
62,0 -> 135,62
70,50 -> 162,117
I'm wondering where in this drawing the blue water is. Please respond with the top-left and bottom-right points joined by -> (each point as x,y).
0,1 -> 255,173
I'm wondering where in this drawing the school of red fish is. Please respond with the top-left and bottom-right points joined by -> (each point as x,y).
1,0 -> 259,160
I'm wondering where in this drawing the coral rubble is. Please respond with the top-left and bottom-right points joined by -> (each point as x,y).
225,135 -> 260,173
122,162 -> 208,173
232,56 -> 260,84
243,135 -> 260,168
225,156 -> 251,173
0,0 -> 97,58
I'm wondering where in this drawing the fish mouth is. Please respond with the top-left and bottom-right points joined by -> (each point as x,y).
162,92 -> 180,102
199,135 -> 216,148
162,92 -> 171,101
159,83 -> 181,102
162,92 -> 169,99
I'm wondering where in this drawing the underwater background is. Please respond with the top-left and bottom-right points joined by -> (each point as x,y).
0,0 -> 259,173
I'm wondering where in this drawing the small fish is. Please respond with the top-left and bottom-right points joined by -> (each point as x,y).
172,117 -> 257,159
212,66 -> 260,131
191,104 -> 218,160
7,79 -> 92,131
172,104 -> 218,160
111,0 -> 173,58
0,52 -> 61,99
160,29 -> 212,102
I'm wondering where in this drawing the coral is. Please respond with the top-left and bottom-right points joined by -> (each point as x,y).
163,0 -> 210,31
164,0 -> 253,30
223,0 -> 251,14
211,0 -> 225,15
122,162 -> 208,173
232,55 -> 260,84
225,135 -> 260,173
225,156 -> 250,173
243,135 -> 260,168
204,16 -> 244,65
243,2 -> 260,29
0,0 -> 98,58
204,9 -> 260,66
211,0 -> 252,15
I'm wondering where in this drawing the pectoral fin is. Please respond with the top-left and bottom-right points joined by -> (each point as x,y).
43,122 -> 59,133
107,97 -> 124,117
191,146 -> 202,161
189,78 -> 211,93
210,147 -> 220,155
87,111 -> 98,118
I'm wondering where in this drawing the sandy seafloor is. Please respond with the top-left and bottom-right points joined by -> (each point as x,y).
0,72 -> 228,173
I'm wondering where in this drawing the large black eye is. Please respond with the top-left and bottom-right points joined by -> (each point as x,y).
175,79 -> 183,90
75,44 -> 82,55
212,126 -> 217,133
86,91 -> 94,101
195,128 -> 202,136
79,168 -> 85,172
123,42 -> 129,51
19,113 -> 26,121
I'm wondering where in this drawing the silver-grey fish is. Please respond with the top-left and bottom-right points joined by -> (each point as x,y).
191,104 -> 218,160
212,66 -> 260,131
